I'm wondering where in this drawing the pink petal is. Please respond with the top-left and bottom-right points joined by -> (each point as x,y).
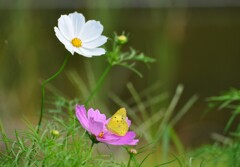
87,108 -> 95,118
126,117 -> 131,127
88,117 -> 104,136
95,109 -> 107,122
111,131 -> 139,145
87,108 -> 106,122
75,105 -> 89,130
84,107 -> 106,136
98,131 -> 139,146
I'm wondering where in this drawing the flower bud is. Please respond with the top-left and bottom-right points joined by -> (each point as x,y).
51,130 -> 60,137
117,35 -> 128,44
129,148 -> 137,155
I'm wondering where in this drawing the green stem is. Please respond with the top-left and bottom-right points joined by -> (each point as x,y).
37,54 -> 70,133
127,154 -> 133,167
84,64 -> 112,107
90,140 -> 94,152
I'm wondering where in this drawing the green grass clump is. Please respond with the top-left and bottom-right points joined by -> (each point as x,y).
0,112 -> 113,167
189,88 -> 240,167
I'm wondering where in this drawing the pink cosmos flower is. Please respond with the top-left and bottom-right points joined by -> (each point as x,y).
75,105 -> 139,146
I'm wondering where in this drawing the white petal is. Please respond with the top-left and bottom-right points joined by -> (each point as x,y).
58,15 -> 74,40
54,27 -> 70,45
55,27 -> 74,55
73,47 -> 91,57
69,12 -> 85,37
82,36 -> 107,49
65,45 -> 74,55
79,20 -> 103,42
80,47 -> 106,57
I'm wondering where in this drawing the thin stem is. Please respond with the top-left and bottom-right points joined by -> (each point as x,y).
127,154 -> 132,167
90,140 -> 94,152
37,54 -> 71,133
84,64 -> 112,107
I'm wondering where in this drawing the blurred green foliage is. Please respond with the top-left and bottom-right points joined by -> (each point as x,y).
0,5 -> 240,161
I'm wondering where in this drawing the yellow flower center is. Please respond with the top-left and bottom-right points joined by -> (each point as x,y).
98,131 -> 104,138
71,38 -> 82,48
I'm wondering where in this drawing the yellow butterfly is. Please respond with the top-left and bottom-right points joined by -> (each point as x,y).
107,108 -> 129,136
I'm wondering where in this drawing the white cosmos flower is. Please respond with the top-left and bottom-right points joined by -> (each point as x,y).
54,12 -> 107,57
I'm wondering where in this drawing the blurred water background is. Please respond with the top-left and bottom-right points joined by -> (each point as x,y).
0,0 -> 240,148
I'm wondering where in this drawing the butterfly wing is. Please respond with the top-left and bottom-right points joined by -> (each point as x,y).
107,108 -> 129,136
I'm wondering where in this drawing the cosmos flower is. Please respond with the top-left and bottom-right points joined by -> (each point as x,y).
75,105 -> 139,146
54,12 -> 107,57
